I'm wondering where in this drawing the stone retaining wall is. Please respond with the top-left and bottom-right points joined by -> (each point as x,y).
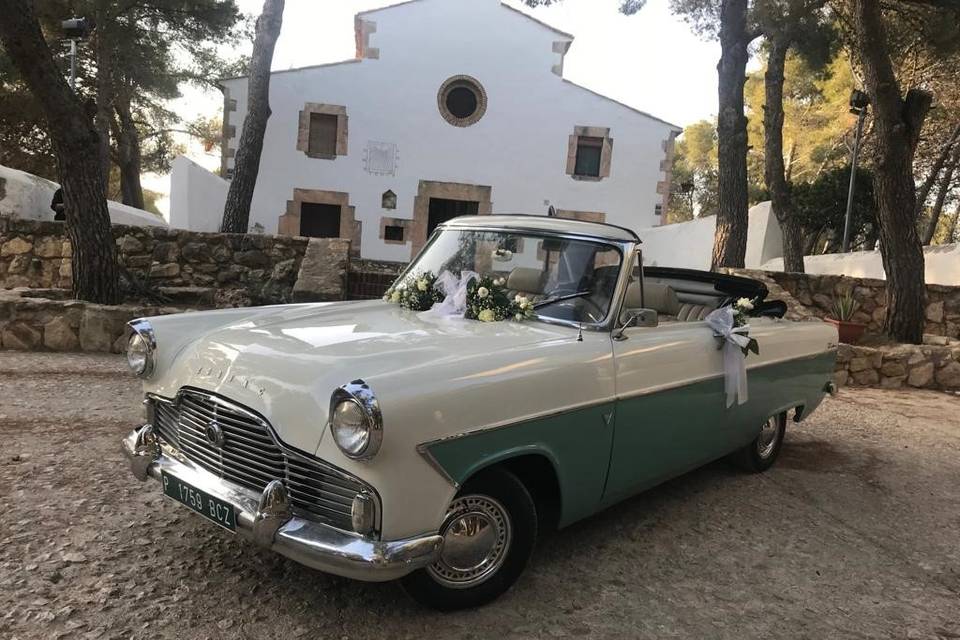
762,270 -> 960,339
0,216 -> 350,306
0,289 -> 187,353
834,338 -> 960,391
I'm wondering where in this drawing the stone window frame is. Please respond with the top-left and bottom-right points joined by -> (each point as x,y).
566,126 -> 613,181
381,190 -> 397,210
297,103 -> 348,160
411,180 -> 493,256
278,188 -> 361,257
437,75 -> 488,128
379,217 -> 412,246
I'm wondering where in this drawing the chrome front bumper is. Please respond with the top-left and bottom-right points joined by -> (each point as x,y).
121,425 -> 443,582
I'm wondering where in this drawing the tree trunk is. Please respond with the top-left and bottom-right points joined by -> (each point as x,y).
0,0 -> 119,304
763,37 -> 805,273
115,92 -> 145,210
711,0 -> 752,270
852,0 -> 931,344
915,123 -> 960,218
94,3 -> 113,190
220,0 -> 285,233
947,207 -> 959,244
923,148 -> 958,245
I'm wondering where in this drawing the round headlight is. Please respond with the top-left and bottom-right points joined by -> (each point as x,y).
126,319 -> 156,378
331,399 -> 370,456
329,381 -> 383,460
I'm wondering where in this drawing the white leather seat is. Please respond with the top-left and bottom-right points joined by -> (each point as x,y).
506,267 -> 546,299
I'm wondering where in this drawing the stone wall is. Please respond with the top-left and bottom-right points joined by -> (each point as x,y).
0,289 -> 186,353
738,270 -> 960,339
834,338 -> 960,391
0,216 -> 350,306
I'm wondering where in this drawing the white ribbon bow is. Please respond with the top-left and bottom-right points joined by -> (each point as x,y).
704,306 -> 751,408
426,270 -> 479,318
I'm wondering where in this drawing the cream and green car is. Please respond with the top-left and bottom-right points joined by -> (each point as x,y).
122,215 -> 837,610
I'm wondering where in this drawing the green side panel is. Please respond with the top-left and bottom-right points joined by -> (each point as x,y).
602,350 -> 836,506
426,351 -> 835,528
427,402 -> 616,528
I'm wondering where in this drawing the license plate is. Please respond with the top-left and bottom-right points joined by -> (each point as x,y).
161,471 -> 237,532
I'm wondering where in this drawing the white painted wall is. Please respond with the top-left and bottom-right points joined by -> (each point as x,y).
0,164 -> 167,227
169,156 -> 229,232
762,244 -> 960,286
640,202 -> 783,270
205,0 -> 678,262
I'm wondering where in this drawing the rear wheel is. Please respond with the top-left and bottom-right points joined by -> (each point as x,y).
400,468 -> 537,611
732,412 -> 787,473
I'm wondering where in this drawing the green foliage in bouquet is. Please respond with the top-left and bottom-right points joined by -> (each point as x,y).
465,275 -> 536,323
383,271 -> 444,311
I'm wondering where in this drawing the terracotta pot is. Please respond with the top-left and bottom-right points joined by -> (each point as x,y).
824,317 -> 867,344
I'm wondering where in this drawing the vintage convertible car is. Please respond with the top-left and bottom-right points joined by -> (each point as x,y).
121,215 -> 838,610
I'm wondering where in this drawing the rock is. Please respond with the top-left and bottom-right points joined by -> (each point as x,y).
907,362 -> 935,387
43,315 -> 80,351
7,254 -> 32,274
61,240 -> 72,258
1,322 -> 42,350
271,258 -> 297,282
149,262 -> 180,278
118,235 -> 144,254
879,361 -> 906,377
872,307 -> 886,325
834,370 -> 849,387
157,287 -> 215,306
212,244 -> 232,263
235,250 -> 271,268
79,307 -> 128,352
836,344 -> 854,364
152,241 -> 179,263
926,301 -> 945,323
935,362 -> 960,388
0,237 -> 32,256
180,242 -> 207,262
61,552 -> 86,563
123,255 -> 152,269
293,238 -> 350,302
880,375 -> 905,389
34,236 -> 63,258
849,357 -> 872,373
217,265 -> 243,284
923,334 -> 949,346
851,368 -> 880,386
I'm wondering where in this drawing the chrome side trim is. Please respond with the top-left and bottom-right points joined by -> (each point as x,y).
415,350 -> 836,455
122,427 -> 442,582
415,443 -> 462,490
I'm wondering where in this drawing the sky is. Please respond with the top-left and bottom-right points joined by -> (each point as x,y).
146,0 -> 722,215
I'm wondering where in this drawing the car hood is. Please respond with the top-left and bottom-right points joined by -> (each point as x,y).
155,301 -> 576,454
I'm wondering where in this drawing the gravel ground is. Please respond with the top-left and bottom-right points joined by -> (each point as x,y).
1,352 -> 959,640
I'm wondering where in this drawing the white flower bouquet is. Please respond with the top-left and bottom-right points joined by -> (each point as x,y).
465,274 -> 535,323
383,271 -> 445,311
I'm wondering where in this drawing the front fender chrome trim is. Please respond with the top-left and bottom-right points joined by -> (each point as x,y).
122,426 -> 442,582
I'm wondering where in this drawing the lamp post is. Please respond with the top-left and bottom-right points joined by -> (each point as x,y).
61,17 -> 91,91
842,89 -> 870,253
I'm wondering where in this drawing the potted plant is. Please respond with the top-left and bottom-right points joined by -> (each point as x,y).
824,292 -> 866,344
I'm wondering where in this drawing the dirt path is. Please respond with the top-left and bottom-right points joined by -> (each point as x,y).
1,352 -> 958,639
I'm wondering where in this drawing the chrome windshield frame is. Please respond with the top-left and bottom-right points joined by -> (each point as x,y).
392,224 -> 639,332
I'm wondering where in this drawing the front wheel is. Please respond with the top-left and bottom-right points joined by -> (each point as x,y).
732,412 -> 787,473
400,468 -> 537,611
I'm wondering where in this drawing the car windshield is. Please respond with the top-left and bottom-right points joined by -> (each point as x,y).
401,228 -> 624,325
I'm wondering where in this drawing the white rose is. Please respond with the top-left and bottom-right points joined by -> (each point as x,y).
477,287 -> 489,299
417,278 -> 428,292
737,297 -> 754,311
397,282 -> 407,291
478,309 -> 496,322
496,277 -> 506,286
382,293 -> 391,301
515,313 -> 523,321
390,292 -> 401,303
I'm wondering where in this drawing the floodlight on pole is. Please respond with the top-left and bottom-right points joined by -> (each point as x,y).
842,89 -> 870,253
61,17 -> 91,91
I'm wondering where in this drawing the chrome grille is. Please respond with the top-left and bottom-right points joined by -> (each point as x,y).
150,389 -> 368,532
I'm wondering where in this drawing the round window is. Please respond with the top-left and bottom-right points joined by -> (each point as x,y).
438,75 -> 487,127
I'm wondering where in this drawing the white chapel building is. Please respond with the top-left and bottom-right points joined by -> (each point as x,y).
170,0 -> 680,262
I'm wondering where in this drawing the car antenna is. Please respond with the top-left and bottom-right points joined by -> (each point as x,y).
576,323 -> 583,342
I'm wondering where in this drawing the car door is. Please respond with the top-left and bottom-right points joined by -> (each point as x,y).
601,317 -> 752,507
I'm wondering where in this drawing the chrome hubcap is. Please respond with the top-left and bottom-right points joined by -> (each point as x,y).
428,495 -> 512,589
756,416 -> 780,459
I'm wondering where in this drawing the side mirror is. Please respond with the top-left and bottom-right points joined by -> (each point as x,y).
613,308 -> 658,341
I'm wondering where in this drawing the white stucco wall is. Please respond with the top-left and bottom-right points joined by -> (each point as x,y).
209,0 -> 678,262
640,202 -> 783,270
0,164 -> 167,227
169,156 -> 229,232
761,243 -> 960,286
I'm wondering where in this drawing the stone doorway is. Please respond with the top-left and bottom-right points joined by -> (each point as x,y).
278,188 -> 360,257
411,180 -> 492,255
